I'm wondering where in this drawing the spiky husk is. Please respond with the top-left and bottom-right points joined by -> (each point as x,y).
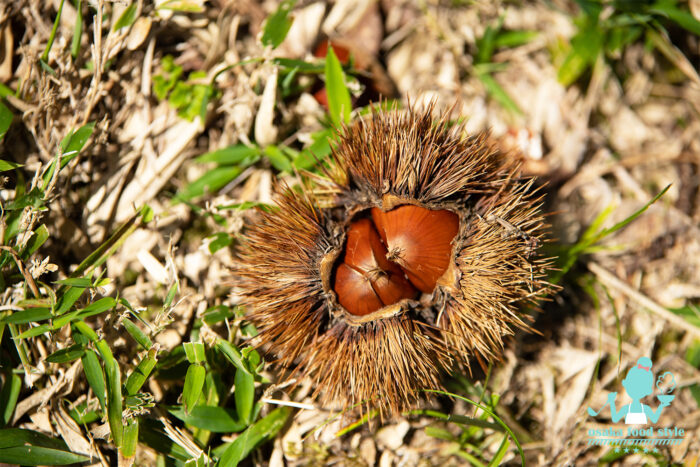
235,106 -> 552,415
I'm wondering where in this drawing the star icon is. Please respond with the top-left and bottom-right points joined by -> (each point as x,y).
614,447 -> 620,453
653,447 -> 659,453
624,448 -> 629,453
643,447 -> 649,453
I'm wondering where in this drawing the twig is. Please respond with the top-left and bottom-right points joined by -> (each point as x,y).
260,398 -> 316,410
0,246 -> 41,298
588,262 -> 700,339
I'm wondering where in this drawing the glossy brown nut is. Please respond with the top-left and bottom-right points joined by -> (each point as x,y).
334,206 -> 458,315
334,263 -> 383,316
371,205 -> 459,293
338,218 -> 419,315
343,218 -> 386,275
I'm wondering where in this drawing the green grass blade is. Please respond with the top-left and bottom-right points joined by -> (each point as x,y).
405,409 -> 502,431
21,224 -> 49,258
588,184 -> 671,246
54,285 -> 87,316
183,342 -> 206,364
45,343 -> 86,363
334,409 -> 379,437
0,307 -> 52,325
476,72 -> 522,115
42,121 -> 96,189
41,0 -> 65,63
492,30 -> 538,49
96,340 -> 123,447
0,372 -> 21,427
649,3 -> 700,35
0,428 -> 69,449
0,159 -> 22,172
261,0 -> 296,48
489,435 -> 510,467
70,206 -> 150,278
262,145 -> 293,173
71,0 -> 82,57
183,363 -> 206,414
215,340 -> 250,375
73,320 -> 98,341
122,318 -> 153,350
0,102 -> 12,141
324,46 -> 352,128
120,418 -> 139,459
0,446 -> 89,465
195,144 -> 260,165
125,346 -> 158,395
217,407 -> 291,466
81,348 -> 106,413
424,389 -> 525,467
174,166 -> 242,202
50,296 -> 117,330
234,366 -> 255,424
167,406 -> 247,433
113,3 -> 138,31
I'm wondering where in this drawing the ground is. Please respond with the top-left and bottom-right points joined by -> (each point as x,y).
1,0 -> 700,466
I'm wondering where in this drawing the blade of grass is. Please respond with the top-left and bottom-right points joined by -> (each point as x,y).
41,121 -> 96,190
0,102 -> 12,141
217,407 -> 291,466
167,406 -> 246,433
475,72 -> 522,116
113,3 -> 138,31
80,348 -> 106,413
96,340 -> 123,446
174,166 -> 242,202
70,206 -> 151,279
41,0 -> 65,63
261,0 -> 296,48
120,418 -> 139,459
589,184 -> 671,245
215,340 -> 250,375
0,371 -> 21,427
45,343 -> 86,364
71,0 -> 82,57
234,366 -> 255,425
334,409 -> 379,437
488,435 -> 510,467
423,389 -> 525,467
324,46 -> 352,128
0,160 -> 22,171
195,144 -> 260,165
124,346 -> 158,395
183,364 -> 206,414
122,318 -> 153,350
404,409 -> 502,431
0,446 -> 89,465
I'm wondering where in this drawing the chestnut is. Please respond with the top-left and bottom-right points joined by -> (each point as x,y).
334,218 -> 419,316
236,105 -> 552,415
333,208 -> 459,315
371,205 -> 460,293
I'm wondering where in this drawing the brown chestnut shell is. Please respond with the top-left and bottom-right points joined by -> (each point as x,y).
235,105 -> 553,416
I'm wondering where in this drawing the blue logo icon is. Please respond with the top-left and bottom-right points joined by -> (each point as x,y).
587,357 -> 675,425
